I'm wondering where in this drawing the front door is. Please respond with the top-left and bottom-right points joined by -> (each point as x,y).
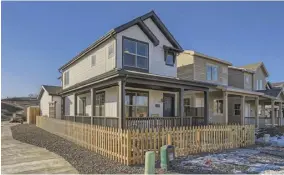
163,93 -> 175,117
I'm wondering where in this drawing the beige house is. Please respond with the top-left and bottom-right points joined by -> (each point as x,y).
177,51 -> 284,127
59,11 -> 215,128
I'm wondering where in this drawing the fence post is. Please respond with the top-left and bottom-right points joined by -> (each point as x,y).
127,130 -> 132,165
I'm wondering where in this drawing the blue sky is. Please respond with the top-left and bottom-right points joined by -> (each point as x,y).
2,2 -> 284,98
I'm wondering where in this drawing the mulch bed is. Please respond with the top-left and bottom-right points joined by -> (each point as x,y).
10,124 -> 145,174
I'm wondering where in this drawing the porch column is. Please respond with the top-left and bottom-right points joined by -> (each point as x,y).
261,102 -> 265,118
204,91 -> 209,125
240,96 -> 245,125
271,100 -> 275,126
255,97 -> 259,128
279,102 -> 283,126
179,88 -> 184,126
74,93 -> 77,122
90,88 -> 96,125
223,91 -> 228,124
118,79 -> 126,129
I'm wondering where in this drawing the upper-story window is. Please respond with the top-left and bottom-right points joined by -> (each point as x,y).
165,51 -> 175,66
108,43 -> 114,59
64,71 -> 69,86
256,79 -> 263,90
123,37 -> 149,71
91,55 -> 96,67
245,74 -> 250,84
206,64 -> 218,81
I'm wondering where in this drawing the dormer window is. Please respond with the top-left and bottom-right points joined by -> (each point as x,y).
123,37 -> 149,71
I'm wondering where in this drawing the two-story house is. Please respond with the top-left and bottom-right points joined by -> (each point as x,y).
177,51 -> 284,127
59,11 -> 215,129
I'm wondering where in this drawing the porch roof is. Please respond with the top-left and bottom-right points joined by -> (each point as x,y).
60,69 -> 217,95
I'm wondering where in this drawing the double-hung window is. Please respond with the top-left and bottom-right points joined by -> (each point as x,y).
206,64 -> 218,81
123,37 -> 149,70
95,92 -> 105,116
234,104 -> 241,115
125,91 -> 148,117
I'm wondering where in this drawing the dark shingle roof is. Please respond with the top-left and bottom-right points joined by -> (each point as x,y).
42,85 -> 62,95
257,88 -> 283,98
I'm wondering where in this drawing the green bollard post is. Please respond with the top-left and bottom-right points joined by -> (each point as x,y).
160,145 -> 175,171
144,151 -> 155,174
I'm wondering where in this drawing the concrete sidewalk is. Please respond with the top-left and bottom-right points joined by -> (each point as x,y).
1,122 -> 78,174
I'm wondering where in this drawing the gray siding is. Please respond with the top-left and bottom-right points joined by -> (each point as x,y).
228,68 -> 244,89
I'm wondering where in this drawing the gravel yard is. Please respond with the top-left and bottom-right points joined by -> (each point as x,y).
11,124 -> 145,174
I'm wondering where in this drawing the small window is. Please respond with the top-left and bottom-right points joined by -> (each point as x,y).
64,71 -> 69,86
234,104 -> 241,115
206,65 -> 218,81
108,43 -> 114,59
91,55 -> 96,67
165,51 -> 175,66
214,99 -> 223,114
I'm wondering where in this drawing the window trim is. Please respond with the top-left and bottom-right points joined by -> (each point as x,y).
64,71 -> 69,86
125,89 -> 149,118
91,55 -> 96,67
234,104 -> 241,116
206,64 -> 218,81
108,43 -> 114,59
164,50 -> 176,67
122,36 -> 149,73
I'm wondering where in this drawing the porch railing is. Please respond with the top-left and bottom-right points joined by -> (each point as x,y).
62,115 -> 205,129
61,115 -> 119,127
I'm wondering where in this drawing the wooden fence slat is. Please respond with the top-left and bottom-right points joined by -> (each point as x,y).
36,116 -> 255,166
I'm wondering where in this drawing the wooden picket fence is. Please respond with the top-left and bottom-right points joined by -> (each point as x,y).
36,116 -> 255,165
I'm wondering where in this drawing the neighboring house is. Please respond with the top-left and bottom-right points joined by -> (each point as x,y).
59,11 -> 215,128
177,51 -> 284,127
272,82 -> 284,89
38,85 -> 62,119
1,97 -> 39,118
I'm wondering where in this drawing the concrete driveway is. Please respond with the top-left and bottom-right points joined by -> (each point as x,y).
1,122 -> 78,174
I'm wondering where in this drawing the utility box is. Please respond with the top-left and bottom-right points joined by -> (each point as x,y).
160,145 -> 175,170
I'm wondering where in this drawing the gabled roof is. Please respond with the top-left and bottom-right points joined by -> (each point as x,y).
38,85 -> 62,100
257,88 -> 283,98
183,50 -> 232,66
239,62 -> 269,77
59,10 -> 183,71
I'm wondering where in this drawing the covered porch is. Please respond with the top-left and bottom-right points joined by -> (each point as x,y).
61,70 -> 213,129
